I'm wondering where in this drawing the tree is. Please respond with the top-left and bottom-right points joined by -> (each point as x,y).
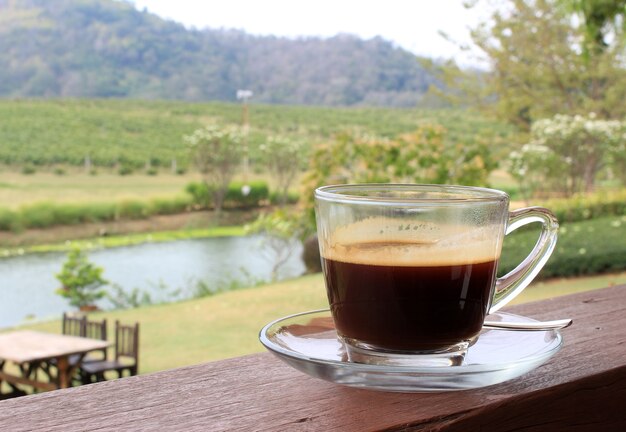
184,124 -> 244,215
55,248 -> 108,310
433,0 -> 626,128
300,125 -> 497,220
510,114 -> 625,196
260,136 -> 308,206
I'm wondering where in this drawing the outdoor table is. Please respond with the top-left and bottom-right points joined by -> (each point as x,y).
0,285 -> 625,431
0,330 -> 110,391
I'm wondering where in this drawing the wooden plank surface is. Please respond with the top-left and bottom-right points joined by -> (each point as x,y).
1,286 -> 625,431
0,330 -> 110,362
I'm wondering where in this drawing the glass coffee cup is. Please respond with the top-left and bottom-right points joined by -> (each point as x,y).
314,184 -> 558,355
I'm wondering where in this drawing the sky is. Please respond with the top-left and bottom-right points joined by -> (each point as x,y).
130,0 -> 490,66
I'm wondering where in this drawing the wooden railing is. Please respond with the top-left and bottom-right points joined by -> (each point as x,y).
1,285 -> 625,431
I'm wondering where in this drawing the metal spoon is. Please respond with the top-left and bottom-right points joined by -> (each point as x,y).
483,318 -> 573,331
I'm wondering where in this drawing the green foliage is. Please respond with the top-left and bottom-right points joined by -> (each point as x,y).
538,190 -> 626,223
116,200 -> 149,220
432,0 -> 626,129
499,215 -> 626,278
0,0 -> 437,107
0,100 -> 515,171
185,124 -> 245,213
55,248 -> 108,309
510,114 -> 625,196
21,165 -> 36,175
118,165 -> 134,176
185,181 -> 269,209
0,196 -> 192,231
260,136 -> 309,205
0,208 -> 19,232
301,125 -> 498,221
225,181 -> 269,208
269,190 -> 300,205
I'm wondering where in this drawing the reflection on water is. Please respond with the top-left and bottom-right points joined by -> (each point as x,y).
0,235 -> 305,329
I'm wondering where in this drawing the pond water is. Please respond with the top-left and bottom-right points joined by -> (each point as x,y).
0,235 -> 305,329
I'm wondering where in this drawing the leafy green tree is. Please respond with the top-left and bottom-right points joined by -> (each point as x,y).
301,125 -> 497,219
184,125 -> 244,215
432,0 -> 626,128
55,248 -> 108,310
260,136 -> 308,206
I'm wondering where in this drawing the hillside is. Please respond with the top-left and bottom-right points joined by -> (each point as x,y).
0,0 -> 438,107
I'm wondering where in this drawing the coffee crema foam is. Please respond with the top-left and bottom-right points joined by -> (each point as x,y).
322,217 -> 502,267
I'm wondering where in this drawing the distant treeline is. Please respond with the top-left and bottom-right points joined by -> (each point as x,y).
0,0 -> 440,107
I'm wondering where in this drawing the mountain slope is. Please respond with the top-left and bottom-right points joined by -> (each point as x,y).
0,0 -> 436,106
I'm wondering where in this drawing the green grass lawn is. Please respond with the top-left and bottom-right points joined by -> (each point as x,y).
13,271 -> 626,376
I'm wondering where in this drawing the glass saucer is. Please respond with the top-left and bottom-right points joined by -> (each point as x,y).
259,309 -> 563,392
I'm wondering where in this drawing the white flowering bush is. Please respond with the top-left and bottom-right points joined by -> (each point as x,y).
184,124 -> 245,214
510,114 -> 625,197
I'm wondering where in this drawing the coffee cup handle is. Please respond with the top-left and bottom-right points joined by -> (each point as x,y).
489,207 -> 559,313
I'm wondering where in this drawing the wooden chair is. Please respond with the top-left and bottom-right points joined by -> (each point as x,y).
83,318 -> 108,362
80,321 -> 139,384
62,313 -> 86,337
47,315 -> 109,386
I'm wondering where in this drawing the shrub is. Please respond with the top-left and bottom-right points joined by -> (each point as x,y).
185,180 -> 270,209
538,190 -> 626,223
116,200 -> 151,220
0,207 -> 20,231
146,167 -> 158,176
53,167 -> 66,176
225,181 -> 269,208
118,165 -> 134,176
18,202 -> 58,229
21,165 -> 36,175
55,248 -> 108,309
84,202 -> 117,222
185,181 -> 212,209
269,190 -> 300,205
149,196 -> 191,215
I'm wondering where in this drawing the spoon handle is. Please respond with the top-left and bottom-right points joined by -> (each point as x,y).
483,318 -> 573,331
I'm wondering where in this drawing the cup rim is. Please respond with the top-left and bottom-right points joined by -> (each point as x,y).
315,183 -> 509,205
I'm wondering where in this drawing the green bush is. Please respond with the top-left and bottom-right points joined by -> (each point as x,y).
269,190 -> 300,205
0,196 -> 196,231
146,167 -> 158,176
498,215 -> 626,279
225,181 -> 269,208
149,196 -> 191,215
538,190 -> 626,223
84,202 -> 117,222
0,207 -> 20,231
185,182 -> 212,208
118,165 -> 134,176
116,200 -> 151,220
19,202 -> 58,228
185,180 -> 270,209
21,165 -> 36,175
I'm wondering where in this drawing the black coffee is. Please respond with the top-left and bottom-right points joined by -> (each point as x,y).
322,242 -> 498,352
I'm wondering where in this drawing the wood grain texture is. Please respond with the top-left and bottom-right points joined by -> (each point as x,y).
1,286 -> 625,432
